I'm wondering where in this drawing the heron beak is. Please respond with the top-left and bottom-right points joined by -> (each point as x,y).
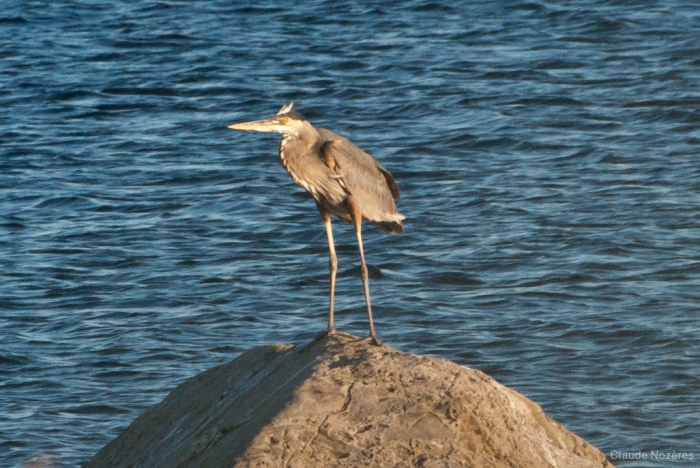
227,118 -> 278,132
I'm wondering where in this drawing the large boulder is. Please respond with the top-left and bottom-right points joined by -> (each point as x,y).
86,333 -> 613,468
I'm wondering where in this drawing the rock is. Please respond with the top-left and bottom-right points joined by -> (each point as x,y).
86,333 -> 613,468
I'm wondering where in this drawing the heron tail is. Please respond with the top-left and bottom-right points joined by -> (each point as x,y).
373,220 -> 404,234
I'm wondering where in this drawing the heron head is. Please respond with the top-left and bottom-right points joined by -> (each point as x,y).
227,102 -> 308,136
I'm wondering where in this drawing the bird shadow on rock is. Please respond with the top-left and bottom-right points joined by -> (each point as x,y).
327,353 -> 369,370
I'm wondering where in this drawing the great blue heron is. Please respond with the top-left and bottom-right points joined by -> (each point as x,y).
228,102 -> 404,345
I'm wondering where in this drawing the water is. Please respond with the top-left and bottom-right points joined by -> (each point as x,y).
1,1 -> 698,466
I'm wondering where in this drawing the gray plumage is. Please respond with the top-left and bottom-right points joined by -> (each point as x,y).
228,102 -> 404,344
281,126 -> 403,233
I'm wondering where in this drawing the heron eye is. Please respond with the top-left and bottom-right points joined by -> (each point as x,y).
281,118 -> 289,124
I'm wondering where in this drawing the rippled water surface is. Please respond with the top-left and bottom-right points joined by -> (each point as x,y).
2,1 -> 699,466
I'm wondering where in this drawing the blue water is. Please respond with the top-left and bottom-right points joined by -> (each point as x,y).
2,1 -> 699,466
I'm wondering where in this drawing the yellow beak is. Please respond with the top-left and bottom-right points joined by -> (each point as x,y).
227,118 -> 279,132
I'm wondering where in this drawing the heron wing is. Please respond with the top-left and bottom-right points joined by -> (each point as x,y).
317,128 -> 404,228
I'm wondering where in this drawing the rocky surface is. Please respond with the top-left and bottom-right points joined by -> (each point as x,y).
86,333 -> 613,468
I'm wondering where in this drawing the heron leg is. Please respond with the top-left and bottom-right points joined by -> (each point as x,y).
349,202 -> 382,346
318,205 -> 337,335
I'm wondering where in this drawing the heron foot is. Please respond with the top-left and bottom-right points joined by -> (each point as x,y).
369,336 -> 383,347
315,328 -> 337,341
